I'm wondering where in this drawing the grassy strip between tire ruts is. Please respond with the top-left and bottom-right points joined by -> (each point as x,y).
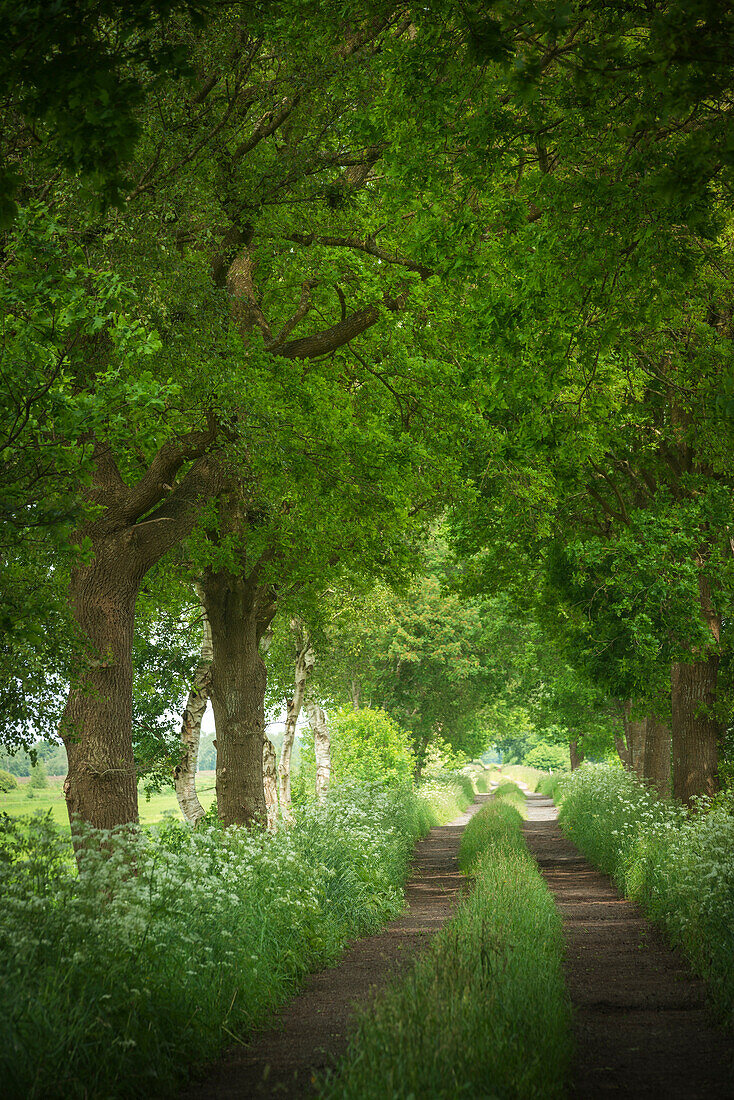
318,790 -> 572,1100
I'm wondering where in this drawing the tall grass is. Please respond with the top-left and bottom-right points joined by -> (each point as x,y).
500,765 -> 549,792
416,771 -> 474,825
493,780 -> 527,817
0,778 -> 469,1099
558,764 -> 734,1025
320,797 -> 572,1100
537,773 -> 567,800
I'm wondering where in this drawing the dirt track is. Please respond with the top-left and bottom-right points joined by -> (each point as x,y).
523,791 -> 734,1099
181,795 -> 489,1099
183,789 -> 734,1099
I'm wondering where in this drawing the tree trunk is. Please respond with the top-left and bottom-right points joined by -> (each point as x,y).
643,716 -> 671,798
201,567 -> 275,827
174,592 -> 211,826
263,737 -> 278,831
61,548 -> 141,835
278,622 -> 316,823
305,699 -> 331,800
623,700 -> 646,777
349,678 -> 360,708
671,658 -> 721,805
614,733 -> 631,769
59,436 -> 222,839
569,738 -> 585,770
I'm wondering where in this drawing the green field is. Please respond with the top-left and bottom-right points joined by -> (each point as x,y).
0,773 -> 218,828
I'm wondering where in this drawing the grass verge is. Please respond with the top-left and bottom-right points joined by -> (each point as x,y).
0,776 -> 471,1099
319,794 -> 572,1099
557,764 -> 734,1025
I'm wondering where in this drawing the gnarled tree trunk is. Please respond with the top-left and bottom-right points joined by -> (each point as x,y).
201,567 -> 275,827
305,699 -> 331,800
278,621 -> 316,823
59,437 -> 222,842
671,658 -> 721,805
174,591 -> 212,826
644,716 -> 671,798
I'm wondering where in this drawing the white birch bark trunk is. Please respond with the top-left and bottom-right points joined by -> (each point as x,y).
174,597 -> 212,826
278,621 -> 315,823
305,699 -> 331,801
263,736 -> 278,832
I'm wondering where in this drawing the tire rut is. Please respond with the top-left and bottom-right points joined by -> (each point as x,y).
180,794 -> 490,1099
523,792 -> 734,1099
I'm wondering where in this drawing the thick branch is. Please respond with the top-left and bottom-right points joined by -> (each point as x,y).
131,452 -> 227,569
287,232 -> 433,279
123,423 -> 218,525
267,279 -> 318,350
231,95 -> 301,162
275,294 -> 406,360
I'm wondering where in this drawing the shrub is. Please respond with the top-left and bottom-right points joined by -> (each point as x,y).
0,769 -> 18,792
558,764 -> 734,1025
331,707 -> 415,788
524,743 -> 569,772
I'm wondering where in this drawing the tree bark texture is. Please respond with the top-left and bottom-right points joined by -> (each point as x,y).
62,548 -> 141,834
671,659 -> 721,804
644,716 -> 672,798
623,701 -> 647,778
569,738 -> 585,770
614,732 -> 631,769
263,737 -> 278,832
278,622 -> 316,823
60,437 -> 223,838
305,699 -> 331,800
201,567 -> 275,827
174,593 -> 212,826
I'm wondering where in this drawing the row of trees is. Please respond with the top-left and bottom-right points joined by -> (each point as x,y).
2,1 -> 733,836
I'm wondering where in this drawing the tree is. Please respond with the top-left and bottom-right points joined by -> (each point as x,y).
3,6 -> 475,834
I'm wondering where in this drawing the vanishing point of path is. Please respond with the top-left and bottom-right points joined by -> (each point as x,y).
523,791 -> 734,1099
181,795 -> 490,1100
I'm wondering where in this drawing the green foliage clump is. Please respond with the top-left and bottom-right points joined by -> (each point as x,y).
523,742 -> 570,772
321,801 -> 571,1099
0,781 -> 435,1099
0,769 -> 17,792
331,707 -> 415,788
559,765 -> 734,1024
